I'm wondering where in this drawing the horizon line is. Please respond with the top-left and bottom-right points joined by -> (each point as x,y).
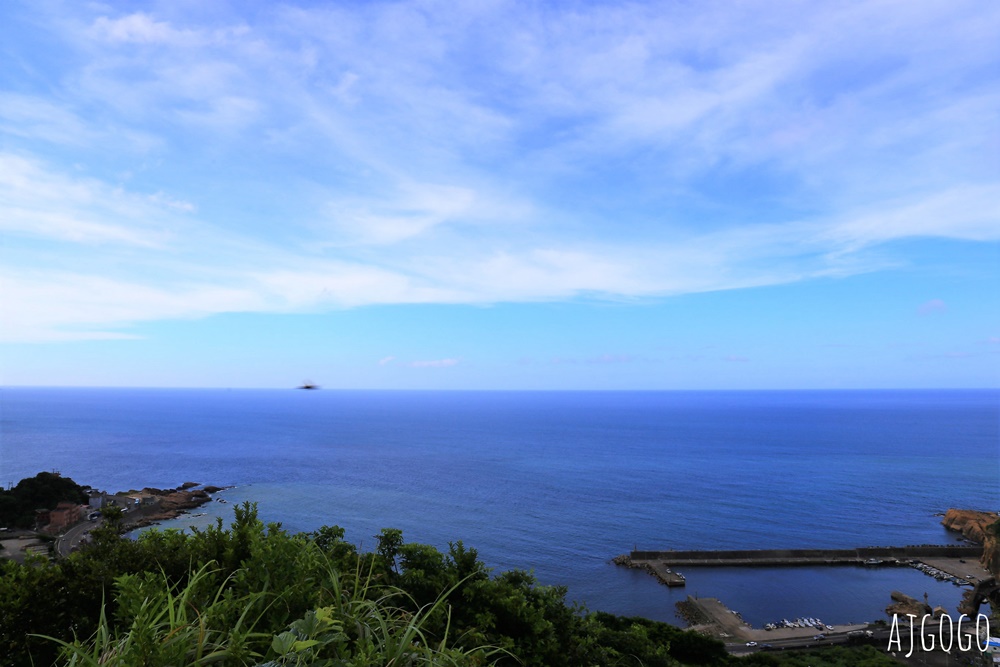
2,385 -> 997,392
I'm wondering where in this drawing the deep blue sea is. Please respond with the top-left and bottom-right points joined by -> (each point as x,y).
2,388 -> 998,627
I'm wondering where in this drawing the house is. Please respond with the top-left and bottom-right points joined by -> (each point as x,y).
88,492 -> 110,510
44,502 -> 84,533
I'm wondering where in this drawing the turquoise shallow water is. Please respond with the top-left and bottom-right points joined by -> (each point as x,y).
2,388 -> 997,625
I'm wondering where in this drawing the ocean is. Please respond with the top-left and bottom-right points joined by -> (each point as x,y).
1,388 -> 997,627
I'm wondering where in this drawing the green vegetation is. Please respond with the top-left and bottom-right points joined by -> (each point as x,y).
735,645 -> 899,666
1,488 -> 912,666
1,502 -> 737,667
0,472 -> 88,529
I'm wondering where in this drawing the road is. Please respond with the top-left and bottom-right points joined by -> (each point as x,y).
55,516 -> 100,556
54,503 -> 156,556
728,625 -> 988,659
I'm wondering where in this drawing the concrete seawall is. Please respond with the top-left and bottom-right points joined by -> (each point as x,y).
630,545 -> 982,567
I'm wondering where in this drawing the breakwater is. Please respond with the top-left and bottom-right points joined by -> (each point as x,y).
629,545 -> 983,567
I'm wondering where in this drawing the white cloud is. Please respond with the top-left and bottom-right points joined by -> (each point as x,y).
0,93 -> 94,146
90,12 -> 249,47
1,1 -> 997,344
0,154 -> 992,343
0,270 -> 263,343
325,182 -> 478,245
0,153 -> 185,247
92,13 -> 181,44
146,191 -> 196,213
826,185 -> 1000,250
249,265 -> 462,309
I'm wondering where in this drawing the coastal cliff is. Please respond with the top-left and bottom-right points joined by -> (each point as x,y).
942,509 -> 1000,576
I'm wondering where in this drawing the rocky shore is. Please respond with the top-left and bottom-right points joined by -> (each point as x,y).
940,508 -> 1000,617
884,591 -> 933,618
942,508 -> 1000,576
122,483 -> 229,530
674,598 -> 712,627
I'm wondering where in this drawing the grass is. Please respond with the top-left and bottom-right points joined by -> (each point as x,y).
37,559 -> 504,666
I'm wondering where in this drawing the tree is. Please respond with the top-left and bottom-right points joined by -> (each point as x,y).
0,472 -> 88,529
303,524 -> 357,569
376,527 -> 404,576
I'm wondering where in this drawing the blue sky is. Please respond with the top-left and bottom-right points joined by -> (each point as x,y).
1,0 -> 998,389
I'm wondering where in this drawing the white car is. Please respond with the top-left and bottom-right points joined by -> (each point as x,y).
746,641 -> 758,647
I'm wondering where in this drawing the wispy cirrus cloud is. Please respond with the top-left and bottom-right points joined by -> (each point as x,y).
0,152 -> 189,247
324,182 -> 479,246
827,185 -> 1000,251
1,0 -> 997,345
91,12 -> 194,45
89,12 -> 252,47
1,157 -> 995,342
0,93 -> 95,146
0,270 -> 263,342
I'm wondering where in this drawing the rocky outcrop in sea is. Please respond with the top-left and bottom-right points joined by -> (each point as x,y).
942,508 -> 1000,576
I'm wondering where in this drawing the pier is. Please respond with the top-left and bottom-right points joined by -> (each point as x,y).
626,546 -> 995,652
646,561 -> 686,586
629,545 -> 982,568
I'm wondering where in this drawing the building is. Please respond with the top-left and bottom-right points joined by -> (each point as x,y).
43,502 -> 84,534
88,492 -> 110,510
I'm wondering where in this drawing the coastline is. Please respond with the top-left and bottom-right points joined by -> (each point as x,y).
614,509 -> 999,646
0,480 -> 232,561
4,469 -> 997,664
118,482 -> 231,531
